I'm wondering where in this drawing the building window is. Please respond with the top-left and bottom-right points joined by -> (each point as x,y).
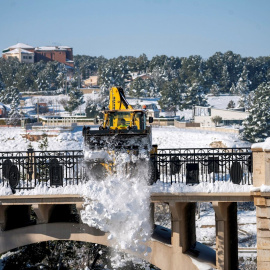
23,56 -> 27,59
29,56 -> 32,59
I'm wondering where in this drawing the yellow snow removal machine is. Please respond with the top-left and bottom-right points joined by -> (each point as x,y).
82,86 -> 155,179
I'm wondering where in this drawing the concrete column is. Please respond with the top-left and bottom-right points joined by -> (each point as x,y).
75,202 -> 84,223
32,204 -> 54,224
169,202 -> 196,252
255,197 -> 270,270
252,146 -> 270,269
213,202 -> 238,270
0,205 -> 9,230
149,202 -> 155,231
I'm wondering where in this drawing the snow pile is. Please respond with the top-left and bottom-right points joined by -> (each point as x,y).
252,137 -> 270,151
251,184 -> 270,193
0,184 -> 13,196
152,180 -> 251,193
80,150 -> 152,268
0,127 -> 83,152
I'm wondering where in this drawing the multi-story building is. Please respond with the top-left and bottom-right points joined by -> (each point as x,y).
34,46 -> 74,67
2,43 -> 35,63
2,43 -> 74,68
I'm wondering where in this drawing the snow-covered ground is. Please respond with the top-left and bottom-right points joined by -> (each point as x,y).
0,125 -> 250,152
21,94 -> 242,122
207,95 -> 241,109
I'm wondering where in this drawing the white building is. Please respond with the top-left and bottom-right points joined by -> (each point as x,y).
2,43 -> 34,64
193,106 -> 249,127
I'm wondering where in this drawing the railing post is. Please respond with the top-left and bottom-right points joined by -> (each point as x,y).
27,148 -> 35,183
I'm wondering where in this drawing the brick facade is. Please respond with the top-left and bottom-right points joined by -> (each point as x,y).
2,43 -> 74,68
34,47 -> 74,67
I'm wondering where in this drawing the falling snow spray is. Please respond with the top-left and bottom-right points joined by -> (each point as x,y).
81,146 -> 153,268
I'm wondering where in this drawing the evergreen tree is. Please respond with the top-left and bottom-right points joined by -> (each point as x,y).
64,88 -> 84,114
235,66 -> 251,95
242,82 -> 270,142
149,66 -> 166,96
6,96 -> 22,126
220,65 -> 231,93
0,76 -> 5,91
0,86 -> 20,105
129,77 -> 147,97
229,83 -> 238,95
159,80 -> 184,115
182,81 -> 208,109
136,53 -> 149,73
226,100 -> 235,109
98,58 -> 129,93
210,83 -> 220,96
38,133 -> 49,151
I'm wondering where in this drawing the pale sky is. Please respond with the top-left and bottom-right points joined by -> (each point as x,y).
0,0 -> 269,59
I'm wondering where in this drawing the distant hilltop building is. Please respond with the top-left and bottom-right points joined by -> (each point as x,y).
83,75 -> 99,87
2,43 -> 74,68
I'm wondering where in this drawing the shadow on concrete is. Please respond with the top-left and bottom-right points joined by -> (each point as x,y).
152,224 -> 171,245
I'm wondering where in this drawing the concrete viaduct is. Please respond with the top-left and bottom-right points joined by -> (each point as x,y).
1,145 -> 270,269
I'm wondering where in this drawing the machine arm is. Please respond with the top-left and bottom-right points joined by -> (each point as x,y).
109,87 -> 133,110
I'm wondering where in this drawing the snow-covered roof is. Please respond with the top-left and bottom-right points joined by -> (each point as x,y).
6,43 -> 34,49
58,46 -> 72,49
4,48 -> 34,55
66,59 -> 74,63
35,46 -> 71,51
207,95 -> 241,109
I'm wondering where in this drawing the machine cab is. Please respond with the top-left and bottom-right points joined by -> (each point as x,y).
107,110 -> 146,130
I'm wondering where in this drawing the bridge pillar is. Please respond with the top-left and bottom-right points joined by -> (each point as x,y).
213,202 -> 238,270
0,205 -> 9,230
254,196 -> 270,270
252,145 -> 270,269
32,204 -> 54,224
169,202 -> 196,252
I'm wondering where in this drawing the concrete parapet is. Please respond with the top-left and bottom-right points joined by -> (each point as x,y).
252,145 -> 270,187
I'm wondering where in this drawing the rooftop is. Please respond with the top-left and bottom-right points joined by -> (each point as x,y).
35,46 -> 71,51
8,43 -> 34,49
4,48 -> 34,55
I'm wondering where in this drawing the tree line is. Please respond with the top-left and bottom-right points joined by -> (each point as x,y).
1,51 -> 270,142
76,51 -> 270,112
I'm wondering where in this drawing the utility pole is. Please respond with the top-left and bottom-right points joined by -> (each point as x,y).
65,72 -> 68,96
37,98 -> 39,122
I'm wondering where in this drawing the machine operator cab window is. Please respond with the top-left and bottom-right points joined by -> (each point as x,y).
118,118 -> 127,129
108,111 -> 146,130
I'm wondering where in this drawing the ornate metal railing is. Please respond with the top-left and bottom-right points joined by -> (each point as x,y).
0,149 -> 84,192
151,148 -> 252,185
0,148 -> 253,192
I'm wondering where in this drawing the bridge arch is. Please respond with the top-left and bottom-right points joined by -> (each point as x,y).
0,221 -> 199,270
0,223 -> 109,255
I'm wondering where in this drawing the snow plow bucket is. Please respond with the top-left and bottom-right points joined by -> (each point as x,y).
82,126 -> 152,151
